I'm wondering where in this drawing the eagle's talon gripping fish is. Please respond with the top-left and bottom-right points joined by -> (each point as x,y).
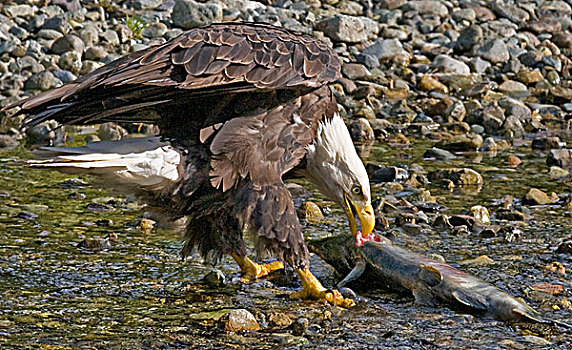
309,234 -> 572,328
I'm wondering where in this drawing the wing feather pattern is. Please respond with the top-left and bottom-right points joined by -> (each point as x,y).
3,22 -> 341,131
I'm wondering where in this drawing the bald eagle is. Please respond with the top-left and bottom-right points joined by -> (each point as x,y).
3,23 -> 374,306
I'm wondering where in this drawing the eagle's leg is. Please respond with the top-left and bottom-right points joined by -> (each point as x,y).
231,253 -> 284,281
290,268 -> 356,308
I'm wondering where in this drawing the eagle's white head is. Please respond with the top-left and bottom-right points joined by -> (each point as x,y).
303,112 -> 375,238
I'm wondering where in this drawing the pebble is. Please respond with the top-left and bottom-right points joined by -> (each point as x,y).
547,149 -> 572,170
202,269 -> 226,286
51,34 -> 85,54
172,0 -> 223,29
24,71 -> 62,91
524,188 -> 552,205
366,164 -> 409,183
432,55 -> 470,75
479,39 -> 510,63
423,147 -> 456,160
349,118 -> 374,142
296,201 -> 324,223
428,168 -> 483,186
223,309 -> 260,332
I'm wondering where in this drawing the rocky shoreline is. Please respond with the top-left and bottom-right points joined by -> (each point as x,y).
1,0 -> 572,276
1,1 -> 572,347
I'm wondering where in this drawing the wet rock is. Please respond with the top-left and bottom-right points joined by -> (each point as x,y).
495,210 -> 529,222
479,39 -> 509,63
95,219 -> 113,227
223,309 -> 260,332
524,188 -> 551,205
507,155 -> 522,167
288,317 -> 309,336
86,203 -> 114,212
460,255 -> 494,266
271,333 -> 309,346
502,116 -> 525,139
428,168 -> 483,186
423,147 -> 455,160
51,34 -> 84,54
432,55 -> 470,75
16,211 -> 38,220
482,137 -> 497,151
202,269 -> 226,286
556,241 -> 572,255
449,215 -> 476,229
366,164 -> 409,183
297,201 -> 324,223
478,226 -> 498,238
451,225 -> 471,235
316,14 -> 379,43
445,101 -> 466,123
77,233 -> 117,252
499,98 -> 531,121
349,118 -> 374,142
24,70 -> 61,91
0,135 -> 19,149
532,136 -> 562,150
471,205 -> 490,225
172,0 -> 223,29
436,133 -> 483,152
549,166 -> 569,179
547,149 -> 572,170
268,312 -> 293,328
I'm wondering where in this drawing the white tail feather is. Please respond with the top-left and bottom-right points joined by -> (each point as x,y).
30,137 -> 183,188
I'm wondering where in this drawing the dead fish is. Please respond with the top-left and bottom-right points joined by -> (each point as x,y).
309,234 -> 571,328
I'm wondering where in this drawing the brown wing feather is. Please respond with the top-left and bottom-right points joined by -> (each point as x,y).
207,85 -> 335,191
3,23 -> 341,130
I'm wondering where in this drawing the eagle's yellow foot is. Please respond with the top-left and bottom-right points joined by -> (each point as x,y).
290,268 -> 355,308
231,253 -> 284,281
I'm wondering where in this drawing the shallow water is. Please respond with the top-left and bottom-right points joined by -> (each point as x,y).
0,137 -> 571,349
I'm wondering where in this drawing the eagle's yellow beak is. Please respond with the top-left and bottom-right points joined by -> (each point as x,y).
344,194 -> 375,237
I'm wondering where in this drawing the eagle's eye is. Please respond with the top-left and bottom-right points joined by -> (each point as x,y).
351,185 -> 362,196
